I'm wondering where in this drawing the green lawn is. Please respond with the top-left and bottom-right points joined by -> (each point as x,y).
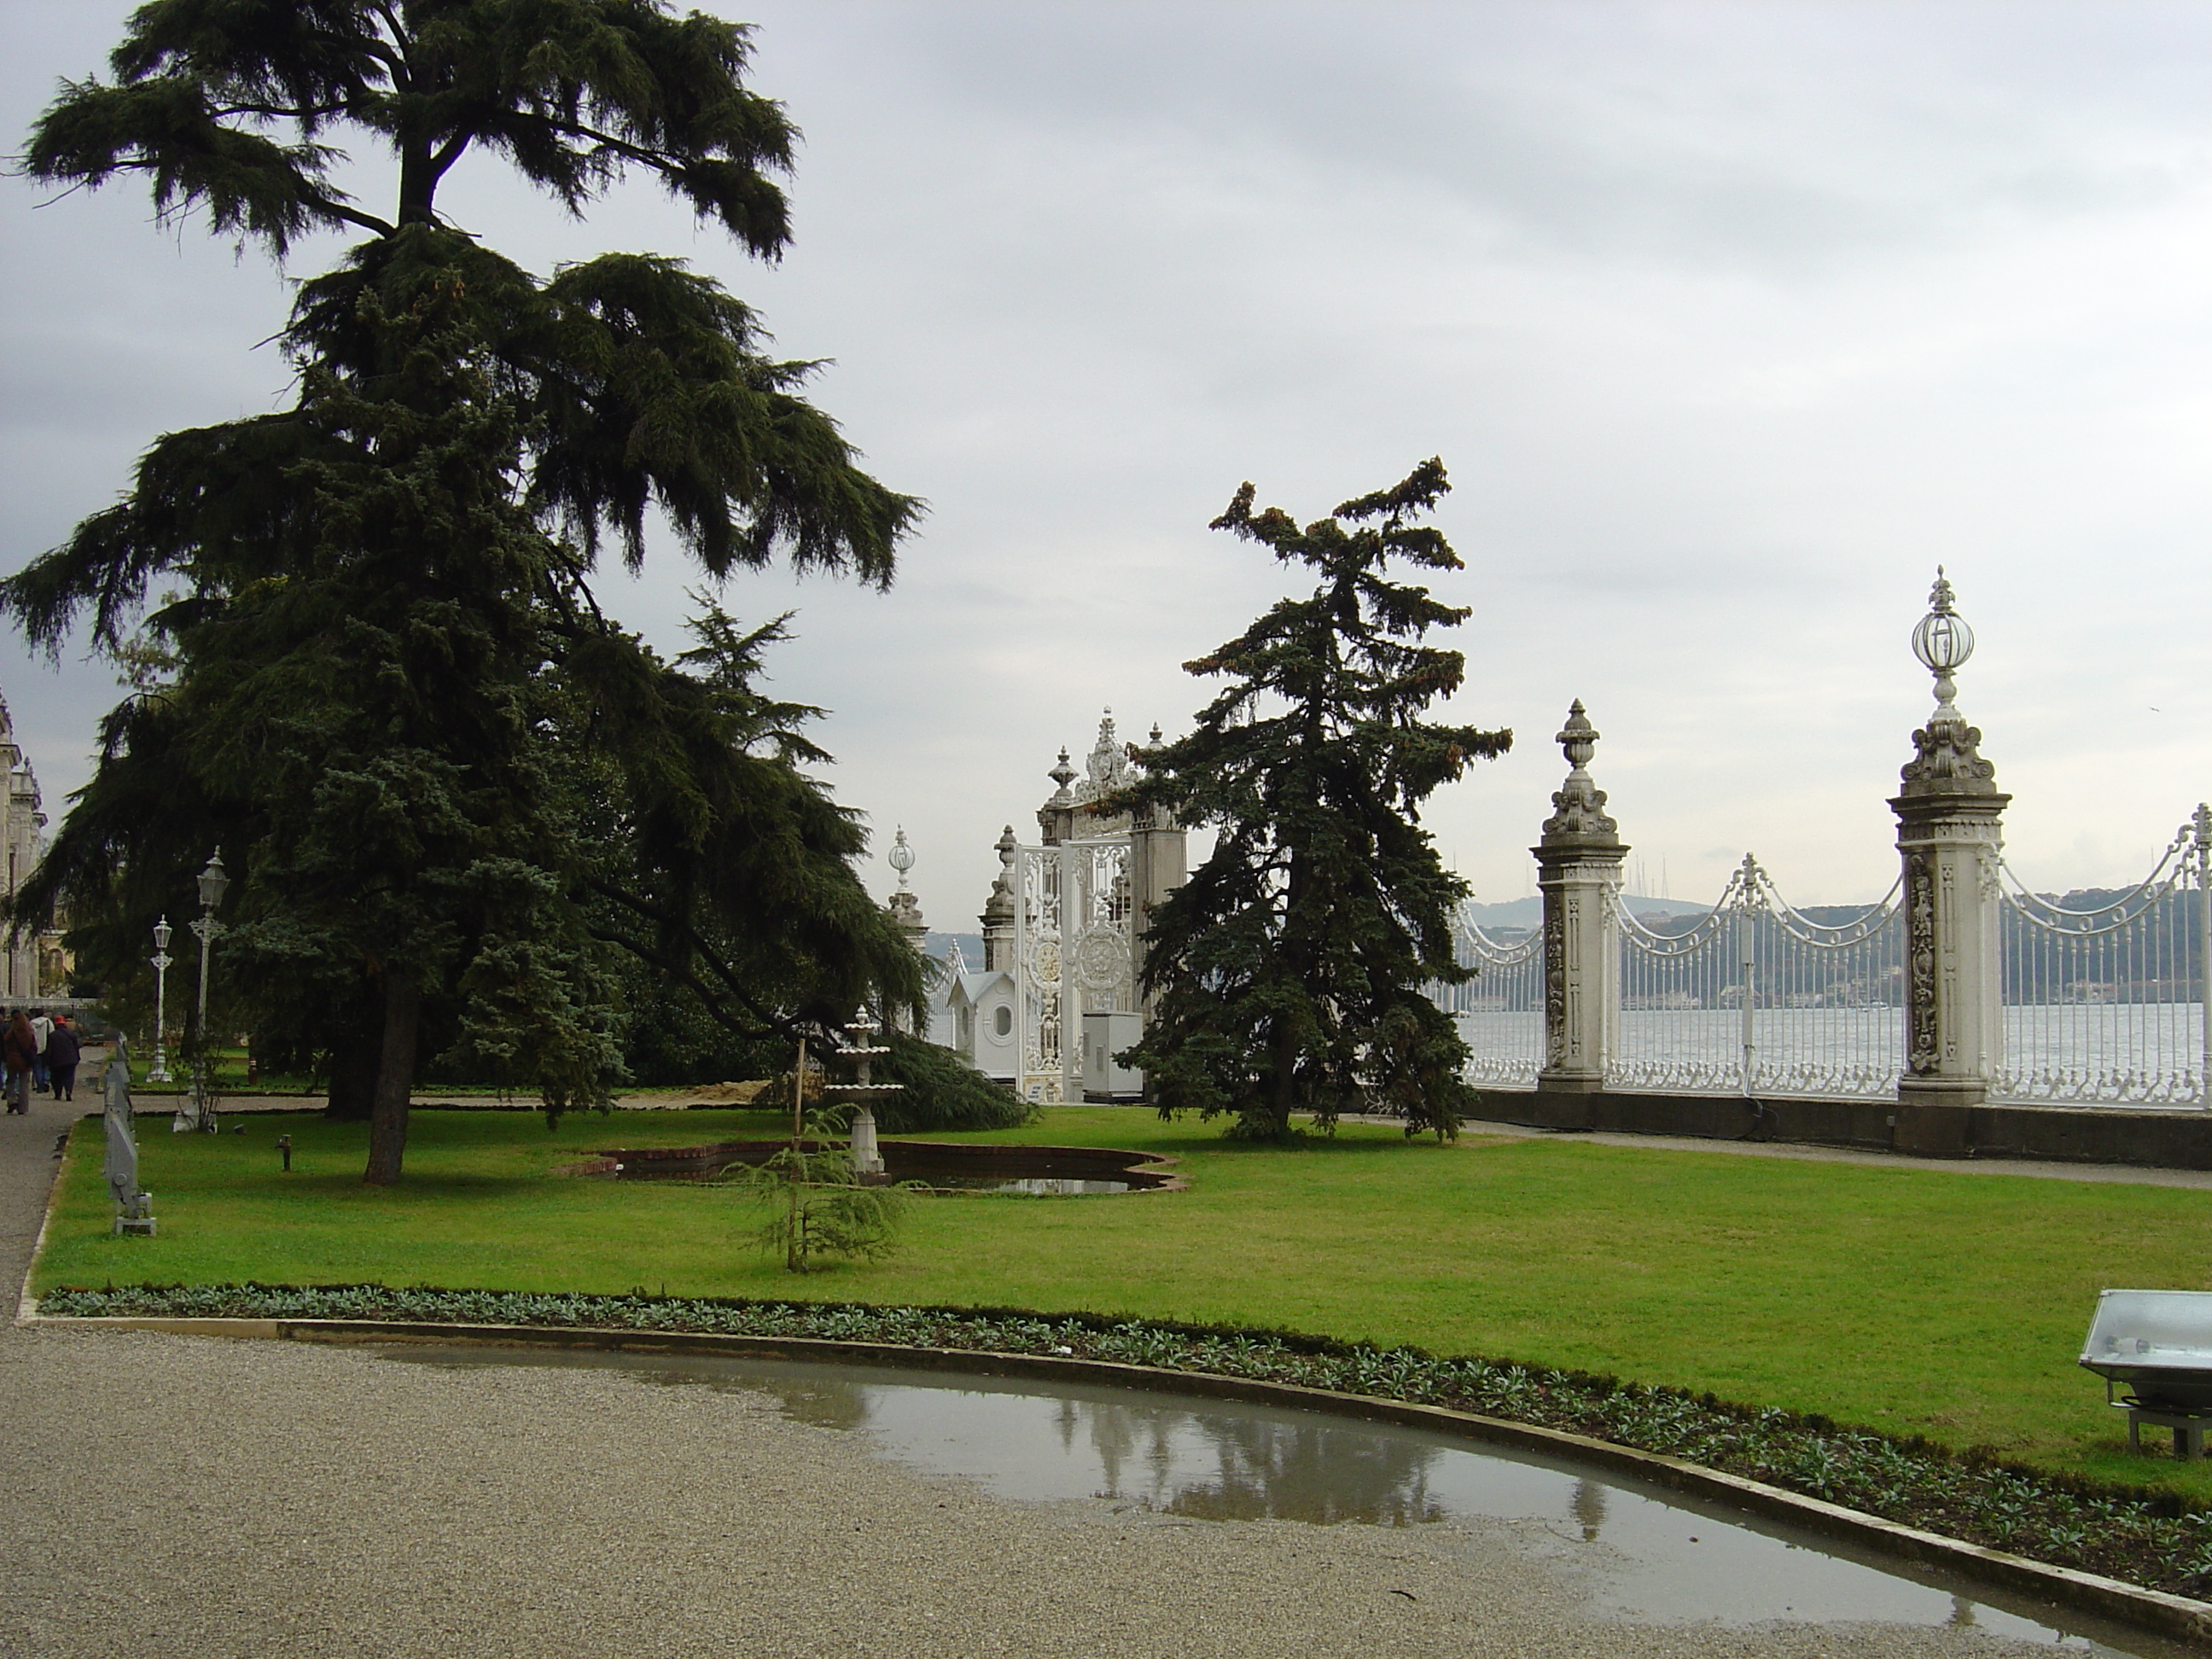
35,1104 -> 2212,1496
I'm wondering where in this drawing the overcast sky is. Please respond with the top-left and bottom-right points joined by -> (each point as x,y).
3,1 -> 2207,928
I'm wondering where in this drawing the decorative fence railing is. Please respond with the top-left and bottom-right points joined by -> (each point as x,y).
1991,815 -> 2209,1106
1445,798 -> 2207,1108
1610,863 -> 1751,1097
1435,567 -> 2207,1113
1436,915 -> 1543,1088
1606,859 -> 1906,1099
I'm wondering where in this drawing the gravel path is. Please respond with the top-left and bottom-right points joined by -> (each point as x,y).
0,1100 -> 2126,1657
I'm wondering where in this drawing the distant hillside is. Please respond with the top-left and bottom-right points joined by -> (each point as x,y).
924,931 -> 987,970
1461,894 -> 1702,932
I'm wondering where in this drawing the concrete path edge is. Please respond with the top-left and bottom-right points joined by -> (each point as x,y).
22,1310 -> 2212,1650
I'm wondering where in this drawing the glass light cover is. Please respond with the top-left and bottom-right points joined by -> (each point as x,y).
197,852 -> 229,912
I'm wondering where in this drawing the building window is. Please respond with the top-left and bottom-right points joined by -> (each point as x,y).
992,1004 -> 1013,1038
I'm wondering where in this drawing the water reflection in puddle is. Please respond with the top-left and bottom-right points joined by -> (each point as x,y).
384,1345 -> 2169,1656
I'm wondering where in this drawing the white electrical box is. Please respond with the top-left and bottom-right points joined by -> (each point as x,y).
1080,1011 -> 1144,1102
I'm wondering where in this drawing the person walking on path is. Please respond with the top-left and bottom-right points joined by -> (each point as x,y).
44,1015 -> 79,1103
29,1011 -> 51,1094
3,1012 -> 33,1114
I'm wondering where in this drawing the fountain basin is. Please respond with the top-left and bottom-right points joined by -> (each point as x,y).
568,1138 -> 1181,1195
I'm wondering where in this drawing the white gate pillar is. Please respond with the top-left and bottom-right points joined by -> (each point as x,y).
1129,783 -> 1187,1022
1535,702 -> 1627,1099
1891,572 -> 2008,1145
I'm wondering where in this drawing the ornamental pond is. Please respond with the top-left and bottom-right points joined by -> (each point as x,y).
382,1344 -> 2179,1656
577,1138 -> 1180,1196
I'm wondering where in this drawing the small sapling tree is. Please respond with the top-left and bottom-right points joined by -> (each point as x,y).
730,1036 -> 916,1272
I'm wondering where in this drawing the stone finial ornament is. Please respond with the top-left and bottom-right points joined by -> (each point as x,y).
980,826 -> 1017,931
1900,568 -> 1998,795
1540,699 -> 1618,840
1047,748 -> 1076,805
1085,709 -> 1121,793
884,826 -> 924,940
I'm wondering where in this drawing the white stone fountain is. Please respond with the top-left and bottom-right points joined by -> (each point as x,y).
824,1017 -> 900,1177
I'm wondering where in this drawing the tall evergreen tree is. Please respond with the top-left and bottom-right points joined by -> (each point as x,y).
6,3 -> 923,1181
1120,460 -> 1511,1141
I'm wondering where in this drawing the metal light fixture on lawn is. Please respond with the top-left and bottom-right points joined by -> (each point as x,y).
196,851 -> 230,913
147,915 -> 173,1086
186,851 -> 228,1133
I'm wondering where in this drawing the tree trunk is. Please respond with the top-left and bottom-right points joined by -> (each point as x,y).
1266,1014 -> 1299,1139
324,988 -> 383,1121
1265,843 -> 1307,1138
362,969 -> 422,1186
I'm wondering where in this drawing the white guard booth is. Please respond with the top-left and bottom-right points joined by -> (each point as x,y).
944,958 -> 1020,1083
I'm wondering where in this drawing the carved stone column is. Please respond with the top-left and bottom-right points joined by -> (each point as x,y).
979,827 -> 1017,972
877,828 -> 928,1036
1534,702 -> 1628,1103
1891,571 -> 2008,1149
1128,725 -> 1185,1023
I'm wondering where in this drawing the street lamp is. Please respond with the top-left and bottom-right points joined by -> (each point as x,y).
187,852 -> 228,1133
147,916 -> 173,1085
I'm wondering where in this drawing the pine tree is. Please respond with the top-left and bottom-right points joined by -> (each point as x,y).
1121,460 -> 1511,1141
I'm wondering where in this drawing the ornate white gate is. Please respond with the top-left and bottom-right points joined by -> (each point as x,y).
1010,835 -> 1134,1102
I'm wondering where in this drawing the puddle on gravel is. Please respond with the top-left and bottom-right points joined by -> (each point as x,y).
381,1344 -> 2179,1656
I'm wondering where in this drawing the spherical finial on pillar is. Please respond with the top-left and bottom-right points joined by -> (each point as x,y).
1911,566 -> 1976,718
884,827 -> 925,947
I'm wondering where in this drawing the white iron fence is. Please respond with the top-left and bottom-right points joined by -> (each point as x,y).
1991,813 -> 2209,1106
1436,914 -> 1543,1088
1447,807 -> 2209,1108
1608,857 -> 1905,1098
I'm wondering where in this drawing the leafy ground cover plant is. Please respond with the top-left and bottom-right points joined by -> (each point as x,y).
40,1281 -> 2212,1598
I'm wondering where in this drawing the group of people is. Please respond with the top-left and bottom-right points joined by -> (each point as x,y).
3,1009 -> 81,1114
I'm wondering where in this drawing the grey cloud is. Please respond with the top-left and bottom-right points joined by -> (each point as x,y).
2,1 -> 2206,917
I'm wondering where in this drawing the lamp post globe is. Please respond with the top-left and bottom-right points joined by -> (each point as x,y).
196,851 -> 230,914
1911,567 -> 1976,717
